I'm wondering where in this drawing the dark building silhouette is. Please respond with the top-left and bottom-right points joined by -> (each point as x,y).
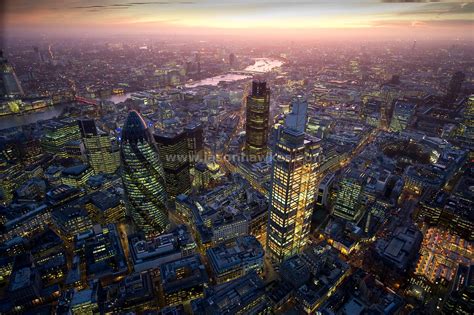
229,53 -> 236,66
78,119 -> 97,137
444,71 -> 465,106
184,123 -> 204,168
245,80 -> 270,161
154,131 -> 192,198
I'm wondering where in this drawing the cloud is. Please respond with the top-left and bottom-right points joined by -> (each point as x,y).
395,2 -> 474,16
371,18 -> 473,27
72,1 -> 195,10
380,1 -> 434,3
380,1 -> 458,3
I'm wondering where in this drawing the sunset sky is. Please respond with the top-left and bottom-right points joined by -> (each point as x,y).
3,0 -> 473,39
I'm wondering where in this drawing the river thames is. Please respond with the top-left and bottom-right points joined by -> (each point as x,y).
0,58 -> 283,130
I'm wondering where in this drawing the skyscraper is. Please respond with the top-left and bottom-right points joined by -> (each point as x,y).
389,101 -> 416,132
444,71 -> 465,106
154,131 -> 192,198
380,79 -> 401,130
78,119 -> 120,175
332,170 -> 367,222
0,50 -> 24,99
41,118 -> 81,157
121,111 -> 169,237
462,95 -> 474,140
184,123 -> 204,172
245,80 -> 270,161
266,96 -> 321,263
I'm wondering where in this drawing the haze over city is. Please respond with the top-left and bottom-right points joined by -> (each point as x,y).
3,0 -> 474,40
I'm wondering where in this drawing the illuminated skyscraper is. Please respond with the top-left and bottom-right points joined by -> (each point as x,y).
0,50 -> 24,99
41,118 -> 81,157
121,111 -> 169,237
266,96 -> 321,263
78,119 -> 120,174
463,95 -> 474,140
245,80 -> 270,161
333,170 -> 367,222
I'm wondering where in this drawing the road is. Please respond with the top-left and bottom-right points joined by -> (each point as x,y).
117,221 -> 134,272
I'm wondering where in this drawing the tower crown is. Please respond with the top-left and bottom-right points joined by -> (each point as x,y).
122,110 -> 149,143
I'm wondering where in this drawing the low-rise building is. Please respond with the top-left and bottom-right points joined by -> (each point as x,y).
375,226 -> 422,273
130,225 -> 196,272
207,235 -> 264,284
191,271 -> 270,315
74,224 -> 128,282
85,191 -> 125,224
104,271 -> 157,313
160,255 -> 208,306
61,164 -> 93,187
52,206 -> 93,244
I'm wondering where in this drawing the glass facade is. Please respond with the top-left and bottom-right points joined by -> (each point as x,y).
267,97 -> 321,263
121,111 -> 169,237
333,176 -> 364,221
245,81 -> 270,161
79,119 -> 120,175
154,131 -> 191,198
0,52 -> 24,98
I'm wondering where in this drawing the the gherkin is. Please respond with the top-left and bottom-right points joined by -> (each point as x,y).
120,110 -> 169,237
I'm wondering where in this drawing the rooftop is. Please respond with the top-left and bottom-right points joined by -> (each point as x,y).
62,164 -> 89,177
207,236 -> 264,274
160,255 -> 208,294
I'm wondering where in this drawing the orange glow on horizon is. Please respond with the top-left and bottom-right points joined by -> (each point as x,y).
3,0 -> 473,40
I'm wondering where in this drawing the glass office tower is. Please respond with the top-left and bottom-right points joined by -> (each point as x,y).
267,96 -> 321,263
78,119 -> 120,174
245,80 -> 270,162
121,110 -> 169,237
154,131 -> 192,198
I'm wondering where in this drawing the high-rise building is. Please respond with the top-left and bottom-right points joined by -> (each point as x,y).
245,80 -> 270,162
33,46 -> 46,63
266,96 -> 321,263
229,53 -> 236,67
121,111 -> 169,237
380,81 -> 401,130
332,170 -> 367,222
444,71 -> 465,106
184,123 -> 204,171
389,101 -> 416,132
154,131 -> 192,198
78,119 -> 120,174
462,95 -> 474,140
0,50 -> 24,99
41,118 -> 81,157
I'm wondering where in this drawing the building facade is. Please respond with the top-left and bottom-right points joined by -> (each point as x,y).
245,80 -> 270,162
267,96 -> 321,263
154,131 -> 192,198
78,119 -> 120,175
332,171 -> 367,222
121,110 -> 169,237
